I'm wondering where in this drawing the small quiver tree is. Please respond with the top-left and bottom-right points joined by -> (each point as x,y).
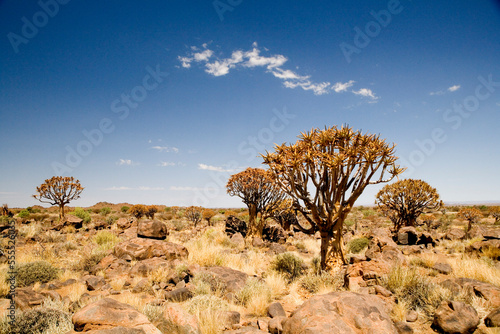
129,204 -> 148,219
202,209 -> 216,226
1,204 -> 13,218
489,206 -> 500,223
458,207 -> 482,238
271,199 -> 298,231
375,179 -> 442,232
146,205 -> 158,219
226,167 -> 286,238
262,125 -> 404,270
33,176 -> 84,220
185,206 -> 203,227
419,213 -> 436,232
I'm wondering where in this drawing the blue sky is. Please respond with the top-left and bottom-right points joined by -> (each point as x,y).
1,0 -> 499,208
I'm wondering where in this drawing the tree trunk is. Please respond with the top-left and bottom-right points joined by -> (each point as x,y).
59,204 -> 65,221
247,203 -> 259,237
319,225 -> 346,272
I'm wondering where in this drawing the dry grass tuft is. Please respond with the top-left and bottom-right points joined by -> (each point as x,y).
449,256 -> 500,286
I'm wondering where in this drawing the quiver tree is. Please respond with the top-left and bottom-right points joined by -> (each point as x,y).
262,125 -> 403,270
202,209 -> 216,226
129,204 -> 148,219
490,206 -> 500,223
458,207 -> 482,237
185,206 -> 203,226
271,199 -> 298,231
375,179 -> 442,231
33,176 -> 84,220
146,205 -> 158,219
226,167 -> 286,238
1,204 -> 13,217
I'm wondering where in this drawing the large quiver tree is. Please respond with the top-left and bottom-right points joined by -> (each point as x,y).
375,179 -> 442,231
33,176 -> 84,220
262,126 -> 403,270
226,167 -> 285,238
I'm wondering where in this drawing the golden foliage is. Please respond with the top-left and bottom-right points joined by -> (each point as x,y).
32,176 -> 84,219
128,204 -> 147,219
262,125 -> 403,268
376,179 -> 442,230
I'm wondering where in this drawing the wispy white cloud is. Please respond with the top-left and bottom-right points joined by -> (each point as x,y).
178,43 -> 374,98
170,186 -> 217,191
116,159 -> 139,166
158,161 -> 186,167
198,163 -> 237,173
352,88 -> 379,101
332,80 -> 355,93
104,186 -> 164,191
430,84 -> 461,96
151,146 -> 179,153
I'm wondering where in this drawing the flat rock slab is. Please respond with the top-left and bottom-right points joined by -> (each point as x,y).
113,237 -> 188,261
283,291 -> 398,334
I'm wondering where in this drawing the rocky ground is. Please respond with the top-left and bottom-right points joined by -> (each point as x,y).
0,205 -> 499,334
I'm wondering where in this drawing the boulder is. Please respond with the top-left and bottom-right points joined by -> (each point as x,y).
431,300 -> 479,334
137,220 -> 168,240
225,216 -> 247,237
252,237 -> 264,247
268,302 -> 286,318
53,214 -> 83,231
67,328 -> 146,334
164,287 -> 193,302
268,316 -> 286,334
199,266 -> 249,294
397,227 -> 418,245
432,262 -> 452,275
465,239 -> 500,259
263,224 -> 286,243
230,233 -> 245,248
13,287 -> 44,311
454,277 -> 500,307
113,238 -> 188,261
222,310 -> 241,327
162,304 -> 201,334
72,297 -> 161,333
417,231 -> 435,246
117,217 -> 135,230
92,254 -> 130,278
485,307 -> 500,327
444,228 -> 465,240
84,275 -> 107,291
129,258 -> 172,277
282,291 -> 398,334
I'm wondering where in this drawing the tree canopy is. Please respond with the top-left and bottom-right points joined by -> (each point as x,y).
33,176 -> 84,220
262,125 -> 403,269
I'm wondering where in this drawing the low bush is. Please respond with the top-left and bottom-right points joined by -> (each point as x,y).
4,308 -> 72,334
299,270 -> 344,294
271,252 -> 305,281
76,251 -> 107,273
120,206 -> 130,213
347,237 -> 369,254
17,209 -> 30,219
15,261 -> 59,287
100,207 -> 112,216
70,208 -> 91,224
191,272 -> 227,297
235,278 -> 272,316
93,230 -> 120,250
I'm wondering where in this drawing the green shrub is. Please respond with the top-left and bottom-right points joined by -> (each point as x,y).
77,251 -> 107,273
106,215 -> 118,225
171,220 -> 186,231
93,230 -> 119,249
120,206 -> 130,213
271,252 -> 305,281
18,210 -> 30,219
70,207 -> 91,223
5,308 -> 72,334
15,261 -> 59,287
100,207 -> 111,216
192,272 -> 227,297
347,237 -> 369,254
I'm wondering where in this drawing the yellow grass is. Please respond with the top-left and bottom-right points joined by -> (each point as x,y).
265,272 -> 289,299
449,256 -> 500,286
